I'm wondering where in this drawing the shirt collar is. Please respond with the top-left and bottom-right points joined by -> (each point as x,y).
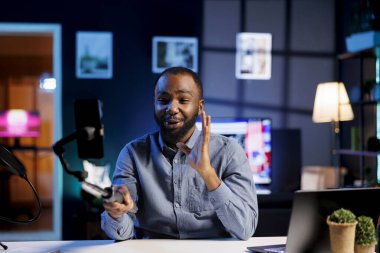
158,127 -> 201,154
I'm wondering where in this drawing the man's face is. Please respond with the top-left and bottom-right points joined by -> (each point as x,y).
154,73 -> 204,145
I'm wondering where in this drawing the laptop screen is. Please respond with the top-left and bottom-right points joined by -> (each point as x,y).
285,188 -> 380,253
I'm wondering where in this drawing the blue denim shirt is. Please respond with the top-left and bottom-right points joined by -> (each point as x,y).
101,128 -> 258,240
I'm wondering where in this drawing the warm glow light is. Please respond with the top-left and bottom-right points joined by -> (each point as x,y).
312,82 -> 354,123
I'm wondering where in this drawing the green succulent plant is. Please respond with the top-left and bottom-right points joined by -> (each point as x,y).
355,215 -> 377,246
328,208 -> 357,224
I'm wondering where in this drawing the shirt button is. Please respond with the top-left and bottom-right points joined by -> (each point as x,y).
173,159 -> 178,164
175,202 -> 180,208
174,181 -> 177,184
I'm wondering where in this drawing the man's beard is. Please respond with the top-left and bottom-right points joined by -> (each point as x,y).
154,111 -> 198,145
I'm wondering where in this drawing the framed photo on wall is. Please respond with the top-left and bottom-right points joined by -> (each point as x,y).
152,36 -> 198,73
76,31 -> 113,79
235,33 -> 272,80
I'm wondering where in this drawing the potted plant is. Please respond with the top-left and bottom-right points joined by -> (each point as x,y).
327,208 -> 358,253
363,79 -> 377,100
355,215 -> 377,253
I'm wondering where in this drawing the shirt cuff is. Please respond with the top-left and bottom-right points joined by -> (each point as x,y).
105,211 -> 127,224
208,182 -> 232,209
101,211 -> 134,240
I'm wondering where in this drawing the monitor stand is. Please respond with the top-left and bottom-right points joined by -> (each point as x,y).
11,138 -> 36,150
13,138 -> 21,149
256,185 -> 271,195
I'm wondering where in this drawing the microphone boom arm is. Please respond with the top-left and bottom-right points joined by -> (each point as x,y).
52,128 -> 95,181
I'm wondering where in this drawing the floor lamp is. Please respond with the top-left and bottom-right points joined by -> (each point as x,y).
312,82 -> 354,187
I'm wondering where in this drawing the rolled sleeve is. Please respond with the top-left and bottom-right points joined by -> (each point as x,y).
208,182 -> 233,209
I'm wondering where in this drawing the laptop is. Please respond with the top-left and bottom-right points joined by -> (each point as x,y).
248,188 -> 380,253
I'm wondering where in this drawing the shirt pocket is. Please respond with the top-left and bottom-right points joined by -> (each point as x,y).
187,176 -> 214,212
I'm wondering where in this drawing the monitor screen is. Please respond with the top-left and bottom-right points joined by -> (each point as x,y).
0,109 -> 40,138
196,118 -> 271,184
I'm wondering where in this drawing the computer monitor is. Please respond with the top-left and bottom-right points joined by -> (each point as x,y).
196,118 -> 272,185
0,109 -> 40,138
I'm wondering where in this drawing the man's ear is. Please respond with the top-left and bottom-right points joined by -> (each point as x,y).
198,99 -> 205,115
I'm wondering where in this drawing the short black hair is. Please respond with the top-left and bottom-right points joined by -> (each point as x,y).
154,67 -> 203,99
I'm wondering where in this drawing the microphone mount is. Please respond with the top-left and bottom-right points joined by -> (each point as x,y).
52,127 -> 97,182
52,127 -> 123,203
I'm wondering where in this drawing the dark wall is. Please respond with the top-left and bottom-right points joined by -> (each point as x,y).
0,0 -> 202,239
201,0 -> 336,167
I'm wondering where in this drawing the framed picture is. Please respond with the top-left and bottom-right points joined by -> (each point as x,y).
235,33 -> 272,80
76,31 -> 113,79
152,36 -> 198,73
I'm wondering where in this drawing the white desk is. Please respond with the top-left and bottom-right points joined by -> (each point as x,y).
3,237 -> 286,253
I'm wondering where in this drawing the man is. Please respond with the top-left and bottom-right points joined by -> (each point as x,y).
101,67 -> 258,240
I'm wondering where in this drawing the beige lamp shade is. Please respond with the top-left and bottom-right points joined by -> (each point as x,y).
312,82 -> 354,123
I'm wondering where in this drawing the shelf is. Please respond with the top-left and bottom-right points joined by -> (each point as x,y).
338,49 -> 377,60
351,99 -> 380,106
334,149 -> 379,157
337,37 -> 380,186
10,146 -> 52,152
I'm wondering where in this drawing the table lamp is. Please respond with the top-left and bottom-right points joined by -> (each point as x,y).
312,82 -> 354,187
